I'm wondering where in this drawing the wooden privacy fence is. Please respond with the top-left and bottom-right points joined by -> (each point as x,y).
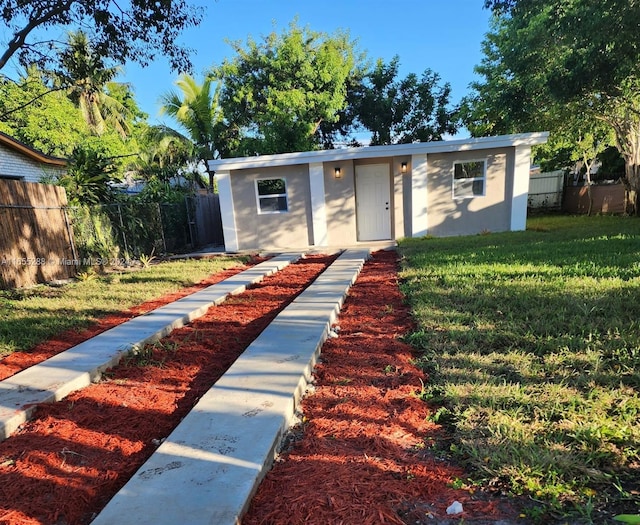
563,183 -> 625,215
1,181 -> 225,289
0,179 -> 76,289
187,192 -> 224,247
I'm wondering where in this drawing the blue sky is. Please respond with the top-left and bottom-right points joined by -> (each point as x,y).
121,0 -> 493,137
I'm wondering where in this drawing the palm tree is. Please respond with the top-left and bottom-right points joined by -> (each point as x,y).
57,31 -> 131,138
159,73 -> 228,191
132,124 -> 197,186
159,73 -> 224,165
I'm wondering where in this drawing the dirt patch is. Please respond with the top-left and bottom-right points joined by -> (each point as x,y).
0,251 -> 525,524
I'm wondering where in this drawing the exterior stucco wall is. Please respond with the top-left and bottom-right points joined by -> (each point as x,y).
0,144 -> 66,183
212,134 -> 549,251
322,162 -> 357,246
426,147 -> 513,237
322,156 -> 407,245
230,164 -> 312,250
402,165 -> 413,238
393,156 -> 411,238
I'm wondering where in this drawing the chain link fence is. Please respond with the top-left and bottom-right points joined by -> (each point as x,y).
68,199 -> 196,266
1,178 -> 223,286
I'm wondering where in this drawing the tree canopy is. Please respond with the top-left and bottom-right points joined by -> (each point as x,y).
465,0 -> 640,213
160,73 -> 223,162
0,66 -> 88,156
213,22 -> 359,155
0,55 -> 142,201
482,0 -> 640,99
1,14 -> 462,201
158,73 -> 229,189
0,0 -> 202,73
355,56 -> 456,145
57,31 -> 132,138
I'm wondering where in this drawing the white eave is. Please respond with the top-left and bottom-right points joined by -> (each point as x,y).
207,132 -> 549,172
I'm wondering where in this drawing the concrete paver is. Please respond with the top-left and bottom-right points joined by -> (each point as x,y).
0,253 -> 301,442
91,248 -> 370,525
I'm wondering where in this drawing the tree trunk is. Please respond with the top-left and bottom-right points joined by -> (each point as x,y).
586,183 -> 593,216
624,160 -> 640,216
607,102 -> 640,216
584,159 -> 595,217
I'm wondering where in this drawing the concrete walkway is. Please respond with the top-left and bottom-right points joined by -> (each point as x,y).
0,253 -> 301,442
91,248 -> 370,525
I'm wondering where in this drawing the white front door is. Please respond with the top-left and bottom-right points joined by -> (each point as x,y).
355,164 -> 391,241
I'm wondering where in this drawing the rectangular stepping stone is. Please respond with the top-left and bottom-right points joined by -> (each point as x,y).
91,249 -> 370,525
0,253 -> 301,442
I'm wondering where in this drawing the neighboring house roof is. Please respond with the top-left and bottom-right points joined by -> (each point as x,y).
208,132 -> 550,171
0,131 -> 67,167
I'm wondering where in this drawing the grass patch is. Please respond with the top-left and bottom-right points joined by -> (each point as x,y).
0,256 -> 246,356
125,340 -> 179,368
399,214 -> 640,522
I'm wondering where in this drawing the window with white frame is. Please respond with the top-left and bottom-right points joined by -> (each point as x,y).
453,160 -> 486,198
255,178 -> 288,213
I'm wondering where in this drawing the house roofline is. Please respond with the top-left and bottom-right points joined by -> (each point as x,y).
0,131 -> 68,167
207,132 -> 549,172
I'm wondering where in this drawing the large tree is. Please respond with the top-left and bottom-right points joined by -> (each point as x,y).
158,73 -> 229,189
0,0 -> 202,73
57,31 -> 131,137
0,66 -> 88,156
0,64 -> 141,194
315,64 -> 367,149
468,0 -> 640,214
213,22 -> 358,155
355,56 -> 456,145
459,17 -> 597,172
159,73 -> 223,162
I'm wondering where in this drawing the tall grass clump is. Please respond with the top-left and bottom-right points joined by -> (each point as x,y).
399,214 -> 640,523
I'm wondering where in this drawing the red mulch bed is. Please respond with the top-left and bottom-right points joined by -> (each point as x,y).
0,254 -> 334,524
0,258 -> 263,381
243,250 -> 522,525
0,251 -> 524,525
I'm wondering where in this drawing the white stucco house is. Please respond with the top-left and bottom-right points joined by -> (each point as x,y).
0,131 -> 67,183
207,132 -> 549,251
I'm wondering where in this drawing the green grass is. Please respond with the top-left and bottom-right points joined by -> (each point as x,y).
399,214 -> 640,522
0,256 -> 246,355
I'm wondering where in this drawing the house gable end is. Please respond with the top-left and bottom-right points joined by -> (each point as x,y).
0,132 -> 67,183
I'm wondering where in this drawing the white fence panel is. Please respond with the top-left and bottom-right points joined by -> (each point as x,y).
528,170 -> 564,209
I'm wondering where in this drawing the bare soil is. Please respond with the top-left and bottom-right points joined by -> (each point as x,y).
0,251 -> 524,524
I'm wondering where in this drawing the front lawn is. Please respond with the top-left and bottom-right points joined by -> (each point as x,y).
0,256 -> 246,356
399,214 -> 640,523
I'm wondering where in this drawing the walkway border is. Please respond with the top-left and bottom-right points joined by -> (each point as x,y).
0,253 -> 301,441
92,248 -> 370,525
